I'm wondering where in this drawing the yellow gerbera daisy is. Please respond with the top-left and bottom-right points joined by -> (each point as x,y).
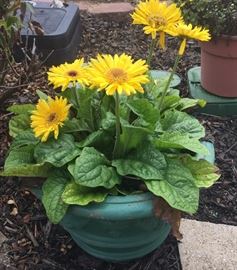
175,23 -> 211,55
131,0 -> 183,48
31,96 -> 71,142
47,58 -> 89,91
87,54 -> 149,96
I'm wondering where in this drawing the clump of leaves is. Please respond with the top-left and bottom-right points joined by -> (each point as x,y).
0,79 -> 220,239
174,0 -> 237,37
0,0 -> 23,82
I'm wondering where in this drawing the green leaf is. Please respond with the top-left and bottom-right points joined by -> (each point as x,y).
112,143 -> 166,180
34,134 -> 81,167
155,131 -> 209,155
36,90 -> 48,100
101,112 -> 116,130
159,95 -> 181,112
42,175 -> 69,224
127,99 -> 160,127
1,145 -> 50,177
61,87 -> 94,127
62,118 -> 90,133
177,98 -> 206,111
145,158 -> 199,213
7,104 -> 35,114
161,110 -> 205,139
120,124 -> 152,155
10,131 -> 39,149
9,114 -> 31,138
6,16 -> 21,28
76,88 -> 94,118
68,147 -> 121,188
180,155 -> 220,188
62,182 -> 108,205
77,130 -> 104,148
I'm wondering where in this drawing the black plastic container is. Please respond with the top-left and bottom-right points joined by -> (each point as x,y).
20,2 -> 81,66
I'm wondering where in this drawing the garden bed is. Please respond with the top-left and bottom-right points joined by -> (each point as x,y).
0,12 -> 236,270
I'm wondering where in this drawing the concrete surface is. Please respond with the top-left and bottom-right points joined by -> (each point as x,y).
0,231 -> 11,268
179,219 -> 237,270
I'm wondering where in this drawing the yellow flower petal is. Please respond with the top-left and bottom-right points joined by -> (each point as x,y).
87,54 -> 149,96
178,38 -> 187,56
131,0 -> 183,39
31,96 -> 71,142
47,59 -> 89,91
175,22 -> 211,43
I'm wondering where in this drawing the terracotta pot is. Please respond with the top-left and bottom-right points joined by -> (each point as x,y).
200,36 -> 237,97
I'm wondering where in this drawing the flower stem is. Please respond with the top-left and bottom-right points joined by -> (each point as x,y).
147,38 -> 156,68
158,54 -> 181,110
74,86 -> 80,107
113,92 -> 121,159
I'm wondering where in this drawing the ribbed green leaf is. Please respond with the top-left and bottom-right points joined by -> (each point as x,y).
10,131 -> 39,149
177,98 -> 206,111
112,143 -> 166,180
7,104 -> 35,114
180,155 -> 220,188
101,112 -> 116,130
77,130 -> 104,148
34,134 -> 81,167
62,118 -> 90,133
42,176 -> 69,224
161,110 -> 205,139
120,124 -> 151,155
1,145 -> 49,177
127,98 -> 160,127
68,147 -> 121,188
62,182 -> 108,205
9,114 -> 31,138
159,95 -> 181,111
155,131 -> 209,155
145,158 -> 199,213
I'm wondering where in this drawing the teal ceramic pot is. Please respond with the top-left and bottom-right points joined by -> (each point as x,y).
34,142 -> 214,262
60,192 -> 170,262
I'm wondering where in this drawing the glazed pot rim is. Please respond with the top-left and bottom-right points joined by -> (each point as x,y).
102,192 -> 154,204
66,191 -> 156,220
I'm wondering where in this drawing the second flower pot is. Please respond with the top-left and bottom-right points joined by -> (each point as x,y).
201,36 -> 237,97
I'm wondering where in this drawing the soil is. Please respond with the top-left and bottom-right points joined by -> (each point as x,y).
0,10 -> 236,270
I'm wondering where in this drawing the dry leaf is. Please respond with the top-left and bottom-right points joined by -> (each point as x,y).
153,197 -> 183,240
23,214 -> 31,224
7,199 -> 16,205
10,207 -> 18,216
29,21 -> 44,36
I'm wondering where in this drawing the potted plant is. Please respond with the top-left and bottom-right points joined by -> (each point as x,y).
1,0 -> 220,262
174,0 -> 237,97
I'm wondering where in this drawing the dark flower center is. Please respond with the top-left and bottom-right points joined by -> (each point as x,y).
68,70 -> 78,77
48,112 -> 57,122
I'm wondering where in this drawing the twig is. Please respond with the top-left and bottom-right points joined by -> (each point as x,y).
128,261 -> 140,270
0,112 -> 14,121
25,224 -> 39,247
5,226 -> 18,233
223,141 -> 237,156
0,83 -> 29,104
40,49 -> 55,67
44,220 -> 52,240
0,83 -> 28,90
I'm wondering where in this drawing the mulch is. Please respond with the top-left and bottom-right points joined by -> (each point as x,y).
0,11 -> 236,270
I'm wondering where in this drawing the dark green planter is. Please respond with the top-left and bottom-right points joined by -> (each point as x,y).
60,192 -> 170,262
